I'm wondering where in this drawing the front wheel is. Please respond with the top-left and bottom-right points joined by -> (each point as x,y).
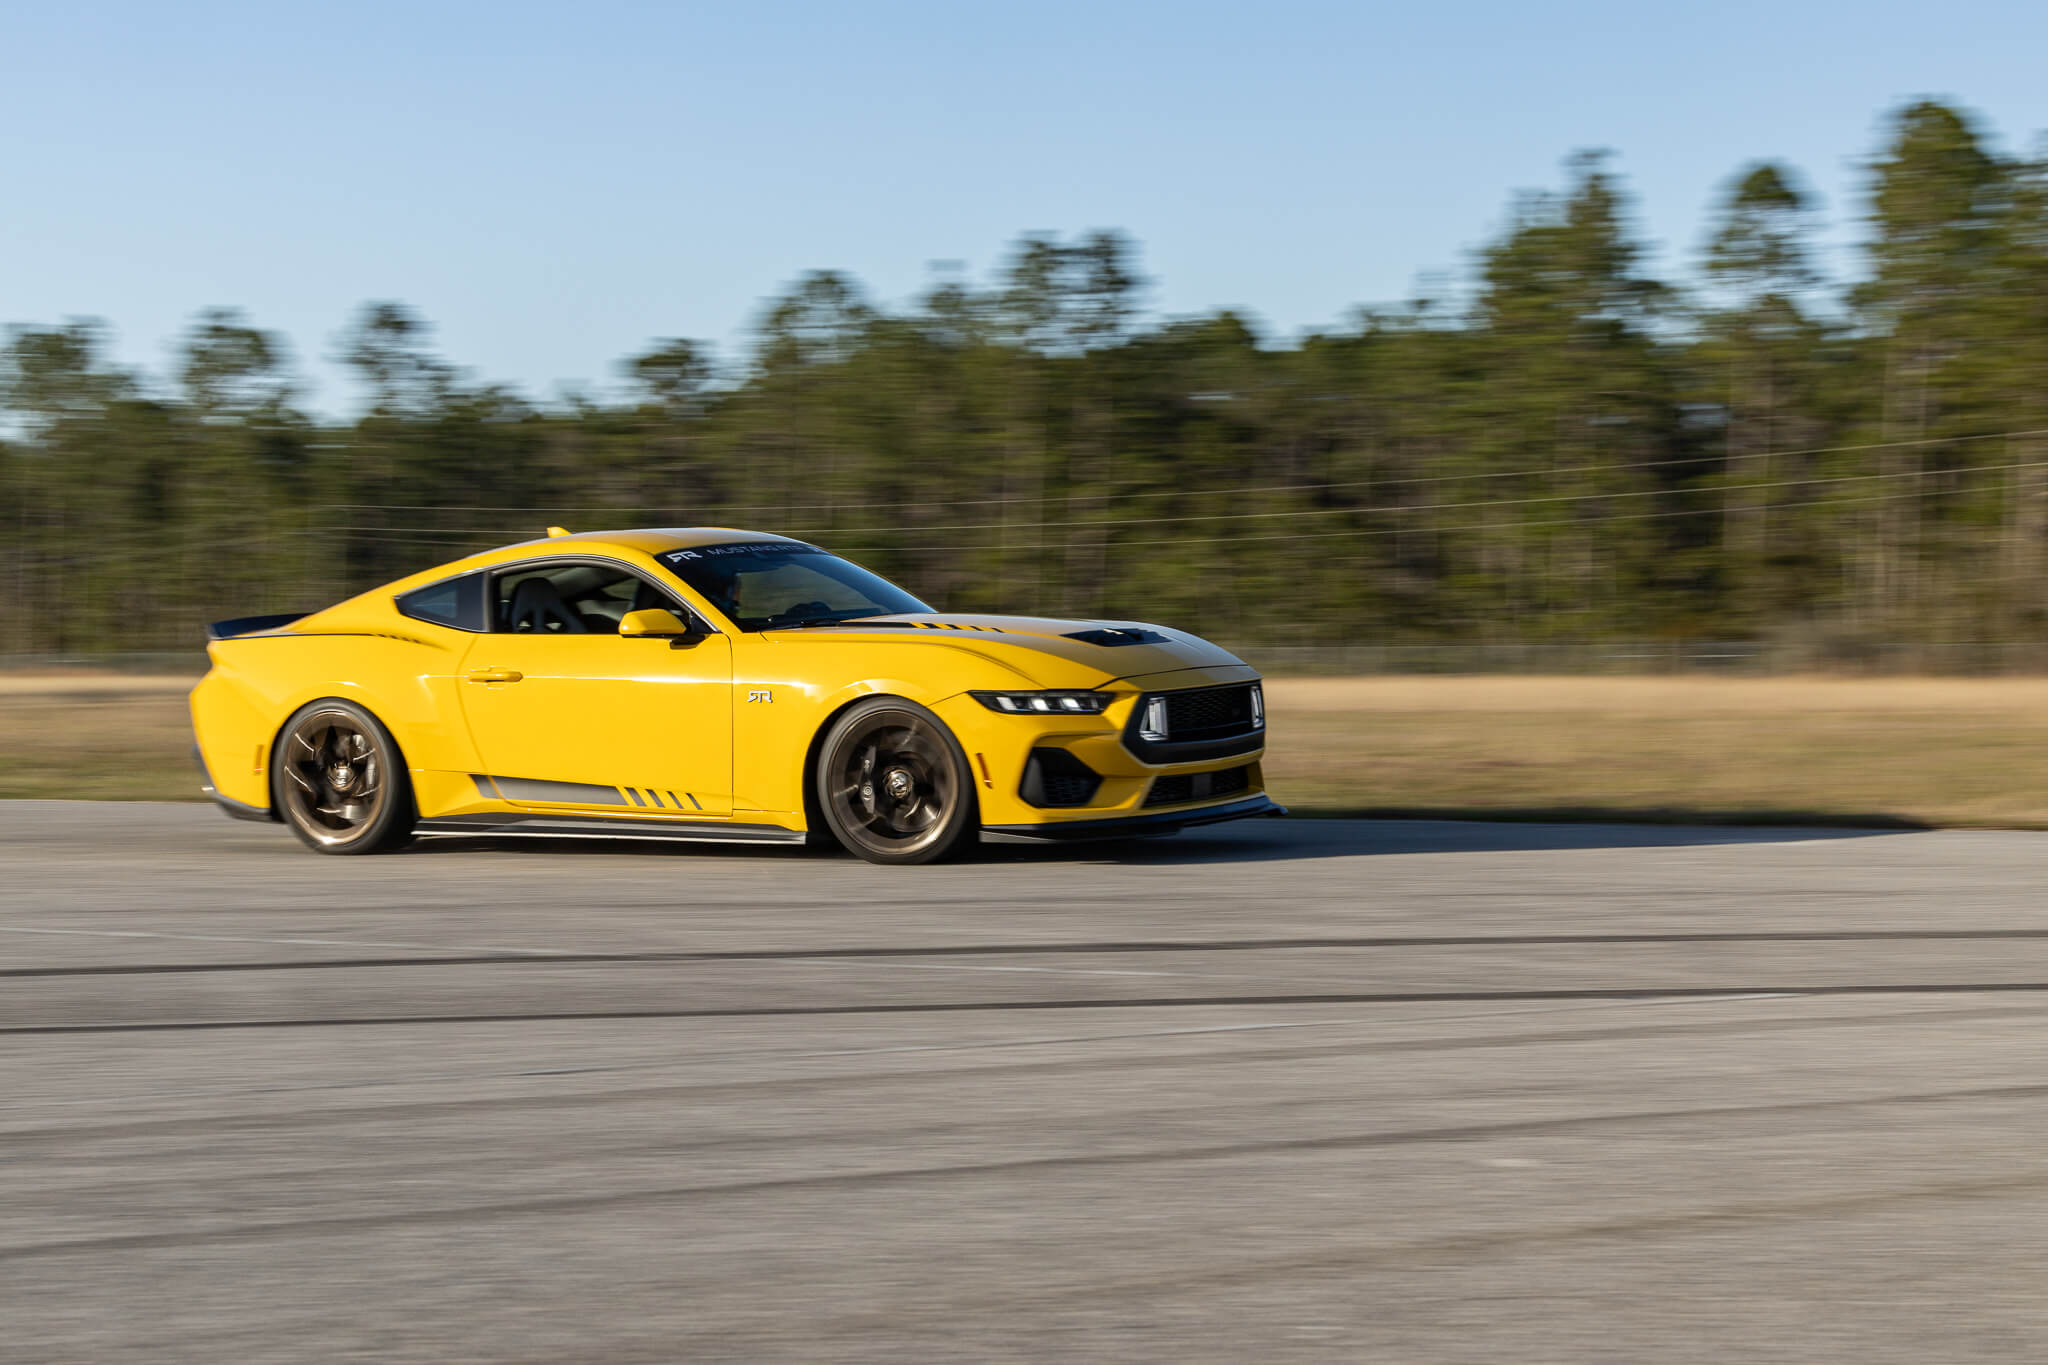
815,699 -> 977,865
271,700 -> 415,854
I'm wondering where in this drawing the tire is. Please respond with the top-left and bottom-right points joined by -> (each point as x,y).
271,699 -> 415,855
814,698 -> 978,865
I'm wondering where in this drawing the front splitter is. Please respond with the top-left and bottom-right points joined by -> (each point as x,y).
979,794 -> 1286,844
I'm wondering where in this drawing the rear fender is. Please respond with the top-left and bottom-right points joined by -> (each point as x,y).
192,632 -> 483,816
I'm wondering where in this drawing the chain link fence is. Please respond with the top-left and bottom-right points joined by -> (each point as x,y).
1229,641 -> 2048,676
11,641 -> 2048,678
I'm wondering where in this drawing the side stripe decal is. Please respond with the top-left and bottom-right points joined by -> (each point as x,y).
491,776 -> 631,807
474,775 -> 707,813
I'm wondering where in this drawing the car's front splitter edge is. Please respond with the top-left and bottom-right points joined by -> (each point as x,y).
979,794 -> 1286,843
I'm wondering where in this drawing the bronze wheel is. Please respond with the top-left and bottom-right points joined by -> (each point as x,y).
816,699 -> 976,865
273,701 -> 413,854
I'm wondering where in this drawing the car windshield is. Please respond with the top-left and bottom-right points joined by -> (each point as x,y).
655,542 -> 930,631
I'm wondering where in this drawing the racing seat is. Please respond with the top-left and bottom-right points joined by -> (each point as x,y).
505,576 -> 587,633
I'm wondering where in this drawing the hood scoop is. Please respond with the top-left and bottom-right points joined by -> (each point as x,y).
1064,626 -> 1170,646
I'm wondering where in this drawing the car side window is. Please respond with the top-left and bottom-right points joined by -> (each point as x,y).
395,572 -> 487,631
493,562 -> 684,635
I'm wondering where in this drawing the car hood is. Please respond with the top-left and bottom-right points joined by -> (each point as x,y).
768,613 -> 1249,684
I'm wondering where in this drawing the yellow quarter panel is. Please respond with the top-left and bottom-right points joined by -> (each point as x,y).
192,626 -> 481,812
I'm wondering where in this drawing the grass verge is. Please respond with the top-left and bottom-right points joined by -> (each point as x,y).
1261,676 -> 2048,829
7,674 -> 2048,827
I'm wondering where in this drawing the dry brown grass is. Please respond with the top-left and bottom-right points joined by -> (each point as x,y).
7,673 -> 2048,825
1262,676 -> 2048,827
0,687 -> 198,800
0,672 -> 197,696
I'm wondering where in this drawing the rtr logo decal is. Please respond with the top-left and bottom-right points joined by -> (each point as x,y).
747,688 -> 773,703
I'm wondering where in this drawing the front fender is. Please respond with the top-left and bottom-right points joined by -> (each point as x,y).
732,635 -> 1097,820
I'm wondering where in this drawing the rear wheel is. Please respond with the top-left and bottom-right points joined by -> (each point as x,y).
272,700 -> 414,854
816,699 -> 977,865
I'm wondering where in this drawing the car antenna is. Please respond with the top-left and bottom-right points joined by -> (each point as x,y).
545,525 -> 571,538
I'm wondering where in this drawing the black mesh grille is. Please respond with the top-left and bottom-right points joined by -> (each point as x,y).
1124,681 -> 1265,762
1162,685 -> 1257,740
1042,771 -> 1098,805
1021,747 -> 1103,808
1143,765 -> 1253,808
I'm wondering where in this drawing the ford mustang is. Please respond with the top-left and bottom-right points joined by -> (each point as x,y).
190,527 -> 1282,863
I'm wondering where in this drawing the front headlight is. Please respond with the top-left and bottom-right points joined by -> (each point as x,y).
970,690 -> 1114,715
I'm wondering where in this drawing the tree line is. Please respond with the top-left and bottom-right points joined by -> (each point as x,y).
5,99 -> 2047,661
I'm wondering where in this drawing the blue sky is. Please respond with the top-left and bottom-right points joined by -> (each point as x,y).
4,1 -> 2045,413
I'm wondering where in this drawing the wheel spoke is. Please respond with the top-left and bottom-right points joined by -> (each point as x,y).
278,711 -> 393,845
822,710 -> 966,856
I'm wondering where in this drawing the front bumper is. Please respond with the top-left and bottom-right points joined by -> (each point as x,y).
980,793 -> 1287,843
935,668 -> 1272,830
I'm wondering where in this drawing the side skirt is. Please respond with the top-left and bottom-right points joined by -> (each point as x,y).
414,812 -> 807,846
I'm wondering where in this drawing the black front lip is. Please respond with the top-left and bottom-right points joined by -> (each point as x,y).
980,794 -> 1286,843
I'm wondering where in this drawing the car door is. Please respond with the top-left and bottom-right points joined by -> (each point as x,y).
456,558 -> 734,816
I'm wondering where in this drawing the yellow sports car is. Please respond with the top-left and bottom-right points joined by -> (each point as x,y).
190,527 -> 1281,864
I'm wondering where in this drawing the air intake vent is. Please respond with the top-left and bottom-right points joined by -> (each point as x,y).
1020,747 -> 1103,808
1143,765 -> 1252,808
1064,626 -> 1168,646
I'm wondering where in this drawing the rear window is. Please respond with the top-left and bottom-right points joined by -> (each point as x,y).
396,573 -> 487,631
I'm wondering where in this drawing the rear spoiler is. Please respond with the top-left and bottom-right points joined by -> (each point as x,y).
205,612 -> 309,641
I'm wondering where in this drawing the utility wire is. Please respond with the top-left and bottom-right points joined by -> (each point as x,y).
301,450 -> 2048,545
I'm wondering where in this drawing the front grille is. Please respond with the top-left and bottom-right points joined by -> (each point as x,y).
1123,681 -> 1264,762
1162,684 -> 1258,740
1143,764 -> 1252,808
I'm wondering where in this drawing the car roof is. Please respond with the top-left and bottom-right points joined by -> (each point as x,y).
442,527 -> 812,573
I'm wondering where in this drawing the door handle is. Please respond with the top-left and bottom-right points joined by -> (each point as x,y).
465,668 -> 524,684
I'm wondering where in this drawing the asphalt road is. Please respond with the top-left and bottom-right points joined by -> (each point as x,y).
7,802 -> 2048,1362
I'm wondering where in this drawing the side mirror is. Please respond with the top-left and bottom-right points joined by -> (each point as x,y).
619,608 -> 698,640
